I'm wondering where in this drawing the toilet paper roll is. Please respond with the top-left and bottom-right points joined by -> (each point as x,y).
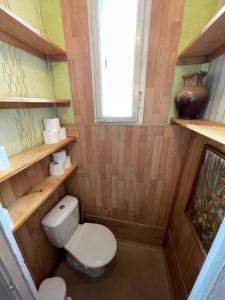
43,130 -> 60,144
59,127 -> 67,140
64,156 -> 72,169
52,149 -> 67,163
0,146 -> 10,170
49,162 -> 65,176
43,118 -> 60,131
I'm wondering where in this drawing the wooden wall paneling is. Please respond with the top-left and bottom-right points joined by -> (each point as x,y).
166,133 -> 208,295
0,180 -> 17,207
0,156 -> 50,208
0,0 -> 188,290
143,0 -> 185,125
155,126 -> 191,227
85,214 -> 166,246
61,0 -> 94,125
61,0 -> 188,245
5,169 -> 31,202
66,125 -> 191,245
170,133 -> 208,231
165,132 -> 225,296
164,230 -> 187,300
63,124 -> 79,140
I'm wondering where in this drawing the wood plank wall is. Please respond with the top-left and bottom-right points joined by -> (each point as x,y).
0,156 -> 66,286
0,0 -> 189,290
61,0 -> 189,246
165,132 -> 225,299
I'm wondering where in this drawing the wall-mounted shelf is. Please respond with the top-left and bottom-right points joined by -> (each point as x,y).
9,164 -> 78,232
0,97 -> 71,109
0,136 -> 75,183
0,4 -> 66,61
177,6 -> 225,65
172,118 -> 225,145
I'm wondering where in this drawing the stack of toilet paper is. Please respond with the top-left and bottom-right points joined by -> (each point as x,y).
49,149 -> 72,176
43,118 -> 67,144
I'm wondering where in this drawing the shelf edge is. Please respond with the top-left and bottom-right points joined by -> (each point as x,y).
0,4 -> 67,61
0,136 -> 76,183
172,118 -> 225,145
10,164 -> 78,232
0,97 -> 71,109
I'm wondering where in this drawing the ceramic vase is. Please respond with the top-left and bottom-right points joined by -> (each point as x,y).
175,71 -> 208,119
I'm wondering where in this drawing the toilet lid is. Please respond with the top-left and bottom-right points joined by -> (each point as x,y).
65,223 -> 117,268
38,277 -> 66,300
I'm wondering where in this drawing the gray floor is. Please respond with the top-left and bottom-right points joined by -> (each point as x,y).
54,240 -> 172,300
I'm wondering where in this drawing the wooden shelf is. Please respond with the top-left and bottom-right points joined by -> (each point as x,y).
0,97 -> 71,109
172,118 -> 225,145
177,6 -> 225,65
9,164 -> 78,232
0,136 -> 75,183
0,4 -> 66,61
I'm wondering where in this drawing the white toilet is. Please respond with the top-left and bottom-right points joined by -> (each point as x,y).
41,195 -> 117,277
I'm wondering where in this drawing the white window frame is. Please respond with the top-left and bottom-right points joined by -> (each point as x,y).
88,0 -> 152,124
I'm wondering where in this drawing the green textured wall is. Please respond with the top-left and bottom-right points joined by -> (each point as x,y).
39,0 -> 74,124
168,0 -> 219,122
38,0 -> 65,48
0,0 -> 73,157
6,0 -> 42,29
0,0 -> 54,156
49,62 -> 74,124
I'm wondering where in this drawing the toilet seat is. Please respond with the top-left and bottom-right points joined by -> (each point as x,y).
38,277 -> 66,300
65,223 -> 117,268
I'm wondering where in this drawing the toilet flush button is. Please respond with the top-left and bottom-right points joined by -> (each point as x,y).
60,205 -> 65,209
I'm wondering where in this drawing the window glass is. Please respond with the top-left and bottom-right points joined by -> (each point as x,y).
100,0 -> 138,117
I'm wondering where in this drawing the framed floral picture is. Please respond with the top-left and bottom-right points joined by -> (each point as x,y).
187,146 -> 225,252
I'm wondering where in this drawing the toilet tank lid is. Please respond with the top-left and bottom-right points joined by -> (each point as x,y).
41,195 -> 78,228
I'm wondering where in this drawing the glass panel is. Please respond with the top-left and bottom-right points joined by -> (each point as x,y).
99,0 -> 138,118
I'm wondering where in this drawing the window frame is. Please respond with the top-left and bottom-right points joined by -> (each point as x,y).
88,0 -> 151,124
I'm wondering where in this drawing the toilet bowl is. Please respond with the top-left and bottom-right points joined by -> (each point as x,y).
38,277 -> 71,300
41,195 -> 117,278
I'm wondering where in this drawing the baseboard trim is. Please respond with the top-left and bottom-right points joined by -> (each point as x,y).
163,248 -> 175,300
164,230 -> 187,300
84,214 -> 166,246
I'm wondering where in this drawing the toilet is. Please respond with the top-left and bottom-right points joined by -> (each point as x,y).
38,277 -> 71,300
41,195 -> 117,277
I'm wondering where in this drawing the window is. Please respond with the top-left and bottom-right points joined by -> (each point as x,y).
88,0 -> 151,123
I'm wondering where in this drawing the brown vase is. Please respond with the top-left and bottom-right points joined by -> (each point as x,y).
174,71 -> 208,119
